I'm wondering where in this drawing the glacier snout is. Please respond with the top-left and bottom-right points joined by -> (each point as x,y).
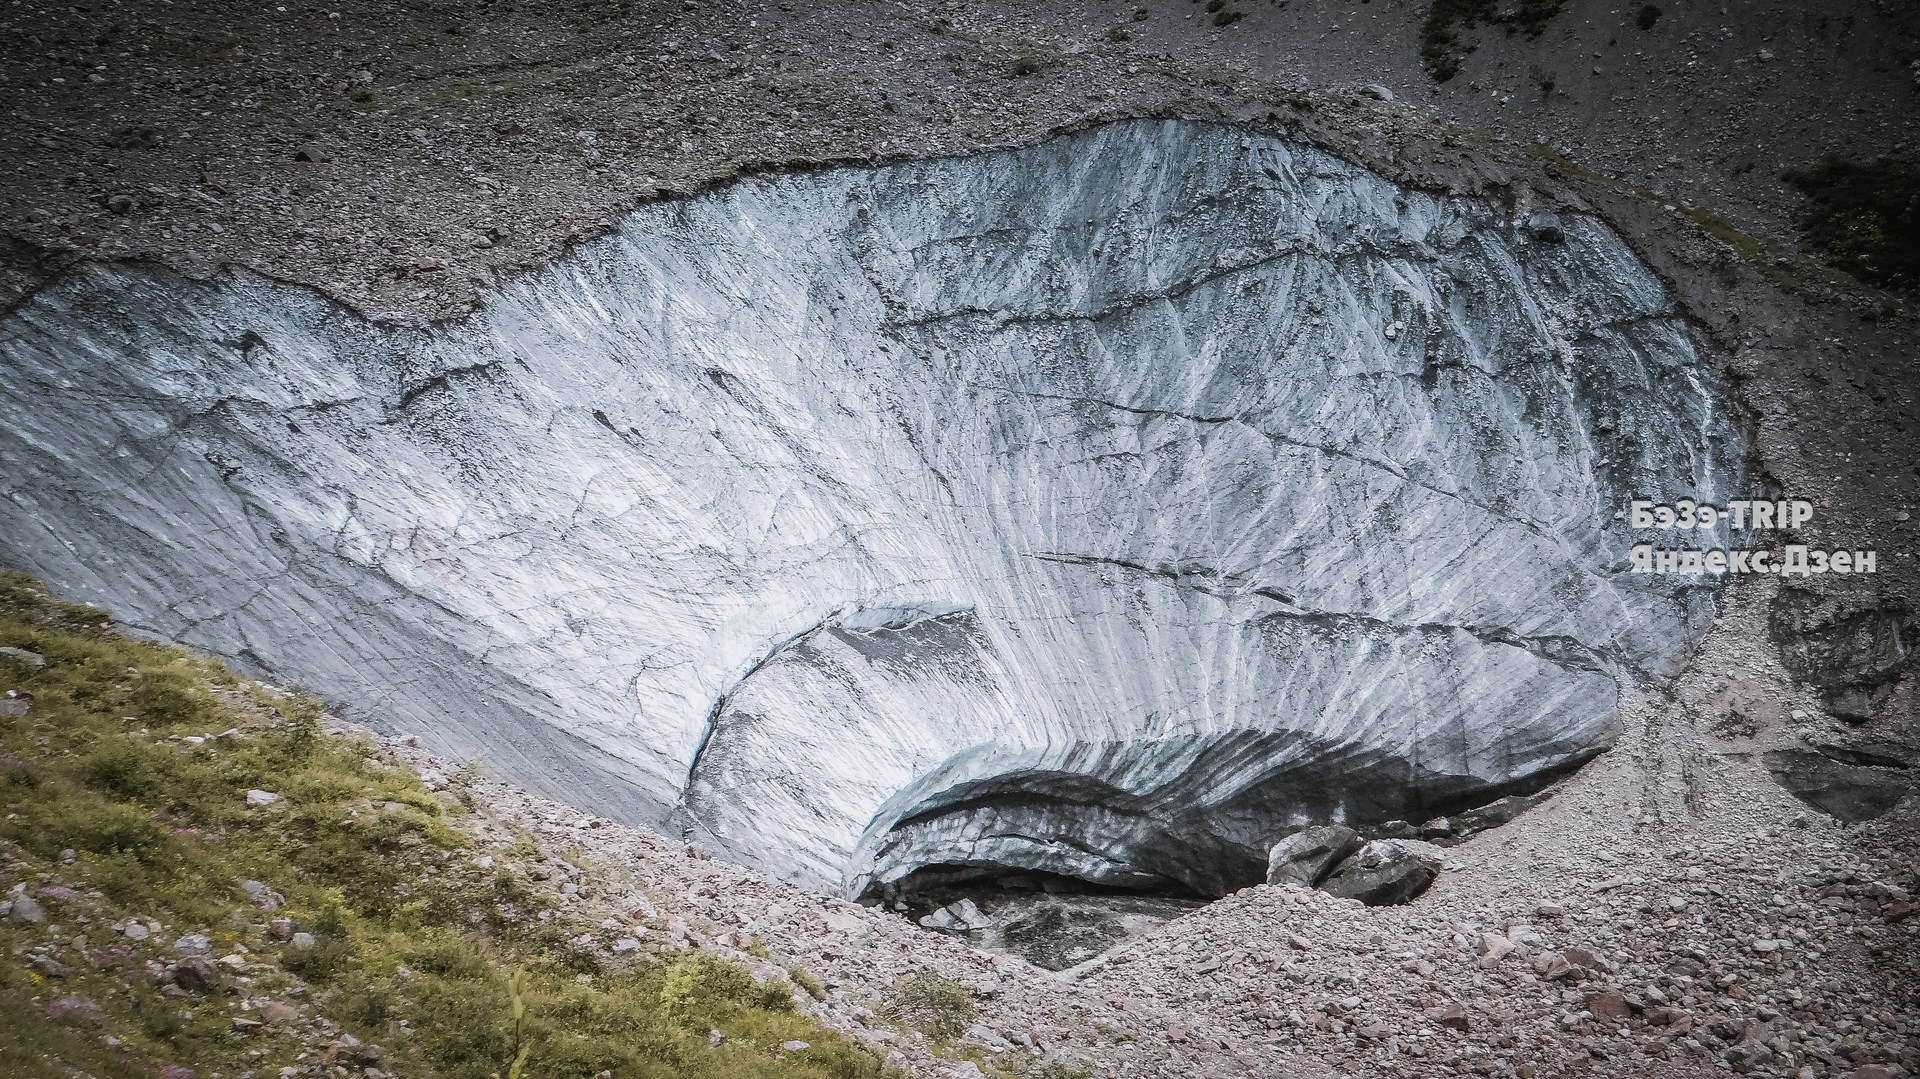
0,120 -> 1741,897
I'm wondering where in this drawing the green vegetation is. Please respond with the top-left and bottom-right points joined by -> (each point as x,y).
1783,156 -> 1920,297
1420,0 -> 1567,81
1521,141 -> 1804,291
1193,0 -> 1246,26
879,969 -> 976,1043
0,572 -> 891,1079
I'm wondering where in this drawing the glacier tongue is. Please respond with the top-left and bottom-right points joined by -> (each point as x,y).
0,120 -> 1740,897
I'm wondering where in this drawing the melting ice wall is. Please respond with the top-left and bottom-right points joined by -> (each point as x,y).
0,120 -> 1740,896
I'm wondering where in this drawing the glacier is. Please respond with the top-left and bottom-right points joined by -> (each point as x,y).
0,120 -> 1741,897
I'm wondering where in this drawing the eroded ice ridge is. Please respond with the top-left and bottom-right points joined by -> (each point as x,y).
0,120 -> 1740,897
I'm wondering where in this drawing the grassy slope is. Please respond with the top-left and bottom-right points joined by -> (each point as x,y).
0,572 -> 895,1079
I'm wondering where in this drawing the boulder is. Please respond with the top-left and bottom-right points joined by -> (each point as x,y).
1319,840 -> 1443,906
1762,749 -> 1912,822
1451,793 -> 1548,835
1265,825 -> 1365,888
7,895 -> 46,924
918,898 -> 991,932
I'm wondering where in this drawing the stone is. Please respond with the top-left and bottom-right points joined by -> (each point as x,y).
1452,793 -> 1548,835
267,918 -> 293,941
919,898 -> 991,931
611,937 -> 642,954
245,789 -> 282,808
1356,83 -> 1394,102
1428,1002 -> 1470,1031
0,121 -> 1741,899
173,934 -> 212,958
1586,988 -> 1632,1024
0,646 -> 46,665
1763,750 -> 1912,822
173,955 -> 218,991
781,1041 -> 810,1052
1265,824 -> 1365,887
8,895 -> 45,924
122,922 -> 150,942
1318,840 -> 1443,906
289,932 -> 316,951
1477,933 -> 1514,962
0,692 -> 29,716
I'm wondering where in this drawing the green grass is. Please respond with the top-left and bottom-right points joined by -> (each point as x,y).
1420,0 -> 1567,82
0,572 -> 894,1079
1783,156 -> 1920,297
879,969 -> 976,1043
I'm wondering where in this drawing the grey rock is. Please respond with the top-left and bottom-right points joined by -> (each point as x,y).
244,789 -> 281,808
289,931 -> 316,951
1762,749 -> 1912,822
1266,825 -> 1365,888
1809,738 -> 1918,769
1524,212 -> 1567,243
0,646 -> 45,666
1451,793 -> 1550,835
0,692 -> 29,716
920,898 -> 991,932
173,955 -> 217,991
1319,840 -> 1444,906
1769,589 -> 1911,721
0,120 -> 1741,899
267,918 -> 294,941
8,895 -> 46,924
173,933 -> 212,958
122,921 -> 150,941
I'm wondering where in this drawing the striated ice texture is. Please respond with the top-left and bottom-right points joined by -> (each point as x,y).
0,120 -> 1740,896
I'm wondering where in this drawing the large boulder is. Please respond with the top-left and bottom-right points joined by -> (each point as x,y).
1266,825 -> 1365,888
1320,840 -> 1444,906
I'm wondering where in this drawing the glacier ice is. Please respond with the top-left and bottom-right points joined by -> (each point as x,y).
0,120 -> 1741,897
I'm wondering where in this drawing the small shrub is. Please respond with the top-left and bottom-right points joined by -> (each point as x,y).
1783,155 -> 1920,296
789,964 -> 827,1001
880,969 -> 976,1042
1106,24 -> 1132,42
1635,3 -> 1661,29
1011,53 -> 1043,76
1420,0 -> 1567,81
659,951 -> 762,1026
